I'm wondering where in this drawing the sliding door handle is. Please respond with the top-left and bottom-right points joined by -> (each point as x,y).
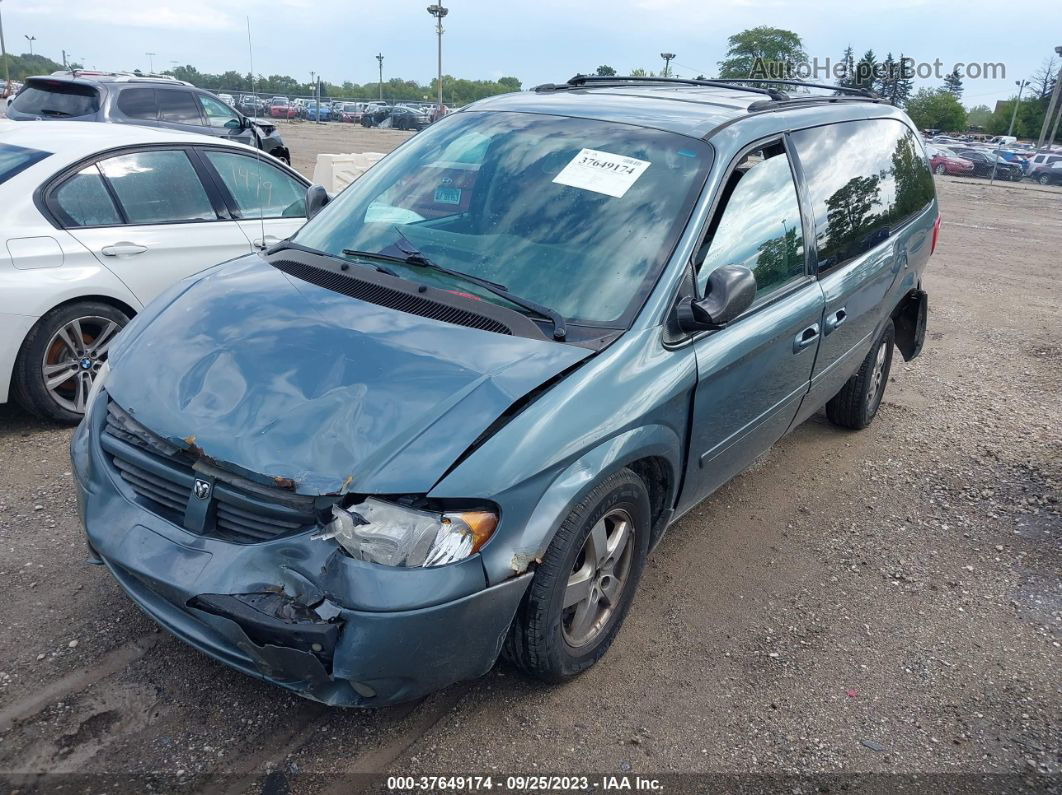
824,307 -> 847,334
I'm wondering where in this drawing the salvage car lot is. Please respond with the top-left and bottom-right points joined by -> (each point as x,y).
0,123 -> 1058,786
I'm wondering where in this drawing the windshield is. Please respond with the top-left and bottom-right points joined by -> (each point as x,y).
295,110 -> 711,326
10,83 -> 100,118
0,143 -> 51,185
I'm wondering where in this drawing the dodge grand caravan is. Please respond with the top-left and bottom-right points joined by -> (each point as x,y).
71,76 -> 937,706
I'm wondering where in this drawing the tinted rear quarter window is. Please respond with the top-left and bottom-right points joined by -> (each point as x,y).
157,90 -> 203,125
116,88 -> 158,120
0,143 -> 51,185
10,83 -> 100,118
792,119 -> 934,272
52,167 -> 123,227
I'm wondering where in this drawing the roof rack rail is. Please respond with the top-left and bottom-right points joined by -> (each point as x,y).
534,74 -> 789,101
719,78 -> 878,98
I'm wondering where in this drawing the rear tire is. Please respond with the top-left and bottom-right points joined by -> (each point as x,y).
12,301 -> 129,424
825,320 -> 895,430
934,164 -> 947,175
503,468 -> 651,683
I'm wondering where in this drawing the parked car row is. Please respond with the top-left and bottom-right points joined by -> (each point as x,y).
926,133 -> 1062,184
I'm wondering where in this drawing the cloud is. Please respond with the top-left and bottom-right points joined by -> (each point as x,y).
18,0 -> 240,31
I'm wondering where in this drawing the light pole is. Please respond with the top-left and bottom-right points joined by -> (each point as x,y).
0,0 -> 10,97
145,52 -> 156,73
1006,80 -> 1027,139
427,4 -> 448,114
1037,45 -> 1062,149
660,52 -> 675,77
24,34 -> 34,55
376,53 -> 383,101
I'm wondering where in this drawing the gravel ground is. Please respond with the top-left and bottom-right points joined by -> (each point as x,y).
0,124 -> 1058,791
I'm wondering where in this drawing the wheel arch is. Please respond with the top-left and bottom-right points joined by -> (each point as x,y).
471,424 -> 682,586
891,285 -> 927,362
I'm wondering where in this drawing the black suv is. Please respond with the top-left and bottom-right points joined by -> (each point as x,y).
7,72 -> 290,164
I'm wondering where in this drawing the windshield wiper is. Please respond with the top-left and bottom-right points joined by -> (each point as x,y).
269,240 -> 399,277
389,227 -> 567,341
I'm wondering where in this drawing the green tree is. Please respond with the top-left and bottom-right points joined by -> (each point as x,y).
854,49 -> 877,93
595,65 -> 616,77
904,87 -> 966,132
1,52 -> 67,81
718,26 -> 807,80
966,104 -> 992,129
835,45 -> 856,89
943,68 -> 963,99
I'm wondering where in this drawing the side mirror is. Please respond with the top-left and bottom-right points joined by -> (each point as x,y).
676,265 -> 757,332
305,184 -> 330,220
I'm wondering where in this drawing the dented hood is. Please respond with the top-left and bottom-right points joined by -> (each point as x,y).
106,256 -> 590,495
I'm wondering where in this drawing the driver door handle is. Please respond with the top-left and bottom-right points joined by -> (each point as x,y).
100,242 -> 148,257
793,323 -> 820,353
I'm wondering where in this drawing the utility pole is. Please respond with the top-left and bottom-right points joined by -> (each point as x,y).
660,52 -> 675,77
427,5 -> 448,114
991,79 -> 1028,187
62,49 -> 67,69
376,53 -> 384,101
1036,45 -> 1062,150
145,52 -> 156,73
0,0 -> 10,98
24,34 -> 34,55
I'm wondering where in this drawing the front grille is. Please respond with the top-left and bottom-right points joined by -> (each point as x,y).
271,258 -> 514,335
101,399 -> 318,544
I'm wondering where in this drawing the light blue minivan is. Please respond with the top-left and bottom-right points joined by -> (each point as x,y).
71,76 -> 938,706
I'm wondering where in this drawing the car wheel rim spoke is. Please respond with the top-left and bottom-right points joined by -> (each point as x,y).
562,507 -> 636,648
41,315 -> 120,413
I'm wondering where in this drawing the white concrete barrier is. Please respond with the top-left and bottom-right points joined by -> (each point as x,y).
311,152 -> 386,193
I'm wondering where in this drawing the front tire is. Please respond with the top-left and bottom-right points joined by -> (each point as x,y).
503,469 -> 651,682
12,301 -> 129,423
934,163 -> 947,175
825,320 -> 895,430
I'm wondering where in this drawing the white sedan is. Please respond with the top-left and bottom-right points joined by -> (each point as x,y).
0,120 -> 311,421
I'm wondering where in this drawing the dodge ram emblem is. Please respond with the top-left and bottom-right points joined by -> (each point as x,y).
193,478 -> 211,501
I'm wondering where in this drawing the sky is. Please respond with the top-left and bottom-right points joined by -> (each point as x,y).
3,0 -> 1059,108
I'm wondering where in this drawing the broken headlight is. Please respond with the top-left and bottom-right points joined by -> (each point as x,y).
312,498 -> 498,567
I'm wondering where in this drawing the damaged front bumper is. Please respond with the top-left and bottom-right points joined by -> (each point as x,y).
71,399 -> 530,707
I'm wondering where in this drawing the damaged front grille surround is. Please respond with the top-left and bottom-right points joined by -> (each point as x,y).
101,398 -> 323,544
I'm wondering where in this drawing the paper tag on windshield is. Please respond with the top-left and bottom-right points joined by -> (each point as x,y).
552,148 -> 650,198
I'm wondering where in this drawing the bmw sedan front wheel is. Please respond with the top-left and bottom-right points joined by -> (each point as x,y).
13,301 -> 129,423
503,468 -> 651,682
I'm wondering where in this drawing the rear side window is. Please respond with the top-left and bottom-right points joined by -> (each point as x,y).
204,150 -> 306,218
52,166 -> 122,227
0,143 -> 51,185
792,119 -> 934,272
157,90 -> 203,125
10,83 -> 100,118
116,88 -> 157,120
97,150 -> 215,224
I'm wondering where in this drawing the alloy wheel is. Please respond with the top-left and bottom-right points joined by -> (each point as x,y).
562,508 -> 636,648
41,316 -> 121,413
866,338 -> 888,413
